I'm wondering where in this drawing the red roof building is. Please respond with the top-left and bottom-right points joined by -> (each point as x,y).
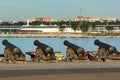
42,17 -> 52,22
77,16 -> 85,19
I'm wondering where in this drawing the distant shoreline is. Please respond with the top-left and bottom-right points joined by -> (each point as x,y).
0,34 -> 120,38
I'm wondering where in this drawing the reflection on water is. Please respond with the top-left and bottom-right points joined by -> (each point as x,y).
0,38 -> 120,59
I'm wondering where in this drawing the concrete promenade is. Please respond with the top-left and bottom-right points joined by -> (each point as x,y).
1,62 -> 120,70
0,33 -> 120,38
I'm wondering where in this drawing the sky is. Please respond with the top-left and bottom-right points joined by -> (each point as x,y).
0,0 -> 120,20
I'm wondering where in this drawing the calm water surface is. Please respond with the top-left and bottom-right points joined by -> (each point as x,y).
0,38 -> 120,59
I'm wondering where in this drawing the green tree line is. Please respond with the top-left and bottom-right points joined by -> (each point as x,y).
1,20 -> 120,33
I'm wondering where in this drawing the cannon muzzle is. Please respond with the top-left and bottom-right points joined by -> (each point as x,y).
64,40 -> 85,55
94,39 -> 117,54
34,40 -> 54,55
2,39 -> 22,54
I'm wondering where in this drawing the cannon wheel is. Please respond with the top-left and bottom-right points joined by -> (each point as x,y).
66,48 -> 76,62
98,48 -> 108,62
36,48 -> 46,62
4,48 -> 13,63
12,53 -> 26,63
51,54 -> 56,60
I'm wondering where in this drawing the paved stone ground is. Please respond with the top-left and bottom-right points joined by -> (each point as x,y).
0,61 -> 120,70
0,61 -> 120,78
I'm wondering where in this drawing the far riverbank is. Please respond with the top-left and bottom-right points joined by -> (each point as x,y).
0,33 -> 120,38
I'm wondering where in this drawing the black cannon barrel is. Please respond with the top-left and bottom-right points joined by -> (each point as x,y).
94,39 -> 117,54
34,40 -> 54,55
64,40 -> 85,54
0,54 -> 4,57
2,39 -> 22,54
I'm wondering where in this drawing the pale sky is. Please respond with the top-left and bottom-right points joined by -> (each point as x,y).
0,0 -> 120,20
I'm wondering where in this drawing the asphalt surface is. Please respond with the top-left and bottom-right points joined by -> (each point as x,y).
0,68 -> 120,77
0,61 -> 120,78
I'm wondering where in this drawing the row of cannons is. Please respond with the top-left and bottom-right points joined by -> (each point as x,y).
64,40 -> 119,62
1,39 -> 120,63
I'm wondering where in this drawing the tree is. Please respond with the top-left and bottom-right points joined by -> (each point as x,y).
14,21 -> 26,26
31,21 -> 41,25
59,24 -> 65,33
51,21 -> 58,25
43,22 -> 50,25
105,26 -> 114,33
91,22 -> 96,31
80,21 -> 89,33
71,22 -> 79,34
58,21 -> 66,33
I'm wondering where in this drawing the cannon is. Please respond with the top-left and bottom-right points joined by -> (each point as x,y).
94,39 -> 117,54
33,40 -> 55,62
64,40 -> 85,55
0,54 -> 4,57
64,40 -> 86,61
34,40 -> 54,55
2,39 -> 25,63
2,39 -> 22,54
94,39 -> 117,61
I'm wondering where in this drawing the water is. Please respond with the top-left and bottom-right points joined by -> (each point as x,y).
0,38 -> 120,59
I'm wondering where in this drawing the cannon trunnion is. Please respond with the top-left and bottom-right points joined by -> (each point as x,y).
2,39 -> 25,63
